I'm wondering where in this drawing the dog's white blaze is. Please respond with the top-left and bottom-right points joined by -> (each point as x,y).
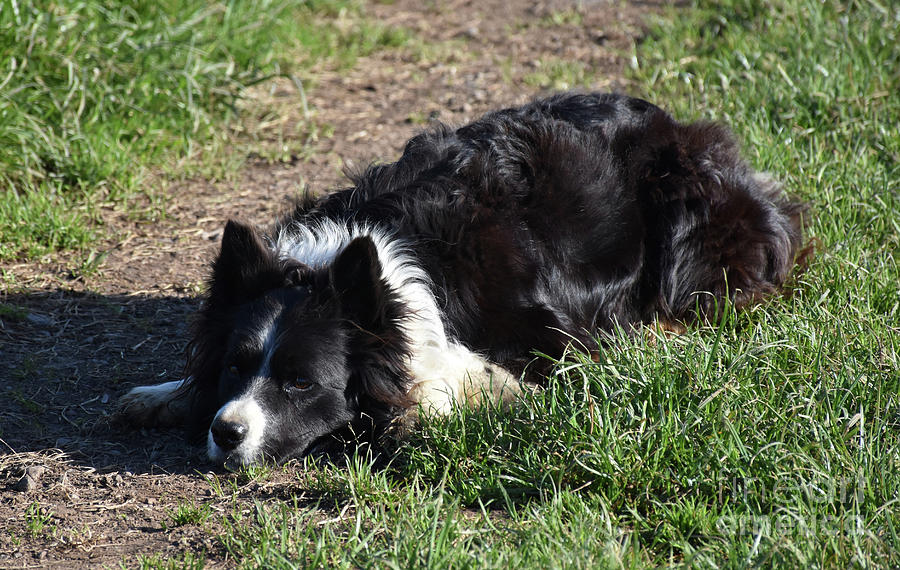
273,219 -> 519,413
251,316 -> 279,378
207,382 -> 269,467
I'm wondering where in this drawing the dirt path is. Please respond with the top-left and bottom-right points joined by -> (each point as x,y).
0,1 -> 653,565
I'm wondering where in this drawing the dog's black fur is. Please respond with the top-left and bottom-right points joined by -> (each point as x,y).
119,92 -> 807,468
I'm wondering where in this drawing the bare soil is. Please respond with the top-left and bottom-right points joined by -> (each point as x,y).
0,1 -> 657,566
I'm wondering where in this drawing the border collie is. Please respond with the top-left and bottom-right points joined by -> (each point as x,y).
118,92 -> 807,469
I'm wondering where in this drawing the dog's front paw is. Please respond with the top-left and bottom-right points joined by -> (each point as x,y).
114,379 -> 190,427
461,363 -> 521,407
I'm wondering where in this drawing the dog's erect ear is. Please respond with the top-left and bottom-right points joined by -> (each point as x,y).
331,236 -> 385,327
219,220 -> 269,267
212,220 -> 279,302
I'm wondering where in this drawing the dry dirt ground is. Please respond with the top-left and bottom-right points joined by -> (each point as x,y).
0,1 -> 657,566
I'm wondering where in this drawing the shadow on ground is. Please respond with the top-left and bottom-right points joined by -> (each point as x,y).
0,291 -> 358,567
0,290 -> 208,475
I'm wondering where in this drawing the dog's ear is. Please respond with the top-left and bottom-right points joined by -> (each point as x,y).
332,236 -> 412,412
219,220 -> 268,267
330,236 -> 385,327
211,220 -> 280,302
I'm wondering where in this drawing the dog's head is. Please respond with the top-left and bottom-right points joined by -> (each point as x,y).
188,221 -> 411,469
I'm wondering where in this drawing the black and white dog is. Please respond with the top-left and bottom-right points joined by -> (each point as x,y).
119,92 -> 806,469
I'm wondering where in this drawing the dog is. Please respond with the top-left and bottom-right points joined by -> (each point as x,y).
118,92 -> 807,469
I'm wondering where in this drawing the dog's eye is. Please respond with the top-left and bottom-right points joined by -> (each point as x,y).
289,379 -> 313,391
227,365 -> 239,377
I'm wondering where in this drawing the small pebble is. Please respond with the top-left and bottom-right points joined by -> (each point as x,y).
26,313 -> 53,326
13,466 -> 46,493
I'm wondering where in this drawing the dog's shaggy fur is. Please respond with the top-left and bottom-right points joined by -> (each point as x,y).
119,92 -> 807,468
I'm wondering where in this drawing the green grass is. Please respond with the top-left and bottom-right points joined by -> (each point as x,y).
143,0 -> 899,567
164,501 -> 214,529
137,551 -> 206,570
0,0 -> 407,261
24,502 -> 55,539
0,302 -> 27,321
523,57 -> 595,91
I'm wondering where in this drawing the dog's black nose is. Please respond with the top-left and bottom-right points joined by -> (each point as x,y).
211,420 -> 247,451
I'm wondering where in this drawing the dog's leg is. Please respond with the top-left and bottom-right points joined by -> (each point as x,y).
406,342 -> 521,415
116,379 -> 192,427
